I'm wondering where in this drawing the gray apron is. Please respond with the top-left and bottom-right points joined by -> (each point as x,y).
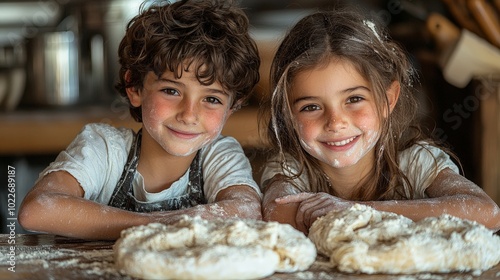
108,129 -> 206,212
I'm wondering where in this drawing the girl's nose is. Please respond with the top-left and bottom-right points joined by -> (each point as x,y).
176,100 -> 198,124
325,109 -> 347,132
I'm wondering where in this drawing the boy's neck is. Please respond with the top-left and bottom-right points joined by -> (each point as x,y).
137,130 -> 198,194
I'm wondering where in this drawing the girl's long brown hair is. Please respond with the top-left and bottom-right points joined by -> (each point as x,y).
260,7 -> 449,200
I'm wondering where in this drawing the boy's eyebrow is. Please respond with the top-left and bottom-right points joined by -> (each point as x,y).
157,77 -> 229,96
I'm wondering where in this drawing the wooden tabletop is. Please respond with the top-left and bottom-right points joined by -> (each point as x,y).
1,234 -> 500,280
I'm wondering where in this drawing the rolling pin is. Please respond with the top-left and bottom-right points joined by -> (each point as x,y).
467,0 -> 500,48
442,0 -> 484,36
426,13 -> 461,52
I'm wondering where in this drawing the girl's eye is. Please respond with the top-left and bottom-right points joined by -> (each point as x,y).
162,88 -> 179,96
300,104 -> 320,112
346,96 -> 363,104
205,96 -> 222,105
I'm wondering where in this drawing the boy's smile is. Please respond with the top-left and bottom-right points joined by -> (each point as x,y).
128,67 -> 234,157
289,58 -> 380,171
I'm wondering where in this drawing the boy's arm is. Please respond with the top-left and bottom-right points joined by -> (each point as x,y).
18,171 -> 153,240
19,172 -> 263,240
197,185 -> 262,220
261,175 -> 306,233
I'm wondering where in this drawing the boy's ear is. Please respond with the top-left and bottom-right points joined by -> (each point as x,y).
229,100 -> 243,115
386,81 -> 400,114
125,70 -> 141,107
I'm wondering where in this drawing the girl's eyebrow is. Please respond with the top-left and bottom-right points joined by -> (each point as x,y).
292,85 -> 370,105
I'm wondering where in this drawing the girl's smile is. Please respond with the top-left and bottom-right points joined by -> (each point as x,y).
322,135 -> 360,152
289,58 -> 380,170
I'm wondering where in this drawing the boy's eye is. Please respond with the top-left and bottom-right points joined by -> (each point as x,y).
162,88 -> 179,96
300,104 -> 320,112
205,96 -> 222,105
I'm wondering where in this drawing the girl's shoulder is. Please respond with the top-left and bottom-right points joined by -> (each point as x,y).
400,141 -> 448,159
399,141 -> 459,173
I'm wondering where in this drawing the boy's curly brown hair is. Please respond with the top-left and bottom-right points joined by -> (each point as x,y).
115,0 -> 260,122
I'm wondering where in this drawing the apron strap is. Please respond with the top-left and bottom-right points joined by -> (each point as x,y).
108,129 -> 206,212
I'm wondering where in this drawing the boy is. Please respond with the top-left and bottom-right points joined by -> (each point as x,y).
19,0 -> 262,240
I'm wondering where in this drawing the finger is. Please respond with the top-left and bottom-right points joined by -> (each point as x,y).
301,198 -> 332,227
275,192 -> 314,204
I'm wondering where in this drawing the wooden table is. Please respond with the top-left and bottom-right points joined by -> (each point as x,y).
1,234 -> 499,280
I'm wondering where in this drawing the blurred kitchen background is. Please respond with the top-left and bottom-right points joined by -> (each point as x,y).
1,0 -> 500,233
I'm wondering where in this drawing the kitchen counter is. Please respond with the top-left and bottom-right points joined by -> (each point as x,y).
1,233 -> 499,280
0,106 -> 263,155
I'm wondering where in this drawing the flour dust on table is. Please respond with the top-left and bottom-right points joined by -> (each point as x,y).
114,216 -> 317,279
309,204 -> 500,275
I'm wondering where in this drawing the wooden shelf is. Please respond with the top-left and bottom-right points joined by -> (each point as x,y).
0,106 -> 263,155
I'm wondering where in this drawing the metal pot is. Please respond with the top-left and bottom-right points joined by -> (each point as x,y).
26,30 -> 80,106
23,14 -> 106,108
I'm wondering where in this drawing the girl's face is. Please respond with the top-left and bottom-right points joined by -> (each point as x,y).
128,68 -> 234,157
289,59 -> 381,170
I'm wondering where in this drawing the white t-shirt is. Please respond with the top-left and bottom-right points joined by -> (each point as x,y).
38,123 -> 261,205
260,143 -> 460,199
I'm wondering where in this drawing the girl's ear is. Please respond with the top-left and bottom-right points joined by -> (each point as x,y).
125,70 -> 141,107
386,81 -> 400,114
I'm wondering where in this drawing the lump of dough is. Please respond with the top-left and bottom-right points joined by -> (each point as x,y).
115,216 -> 317,279
309,204 -> 500,275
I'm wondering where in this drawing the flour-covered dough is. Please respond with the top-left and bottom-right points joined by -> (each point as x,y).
309,204 -> 500,274
114,216 -> 316,279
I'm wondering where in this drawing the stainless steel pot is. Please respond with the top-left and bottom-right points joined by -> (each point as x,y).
27,30 -> 80,106
23,13 -> 106,108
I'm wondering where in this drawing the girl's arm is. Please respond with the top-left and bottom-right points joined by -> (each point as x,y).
277,168 -> 500,232
365,168 -> 500,231
261,175 -> 307,233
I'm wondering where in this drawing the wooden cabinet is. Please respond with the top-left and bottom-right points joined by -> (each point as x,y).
480,79 -> 500,204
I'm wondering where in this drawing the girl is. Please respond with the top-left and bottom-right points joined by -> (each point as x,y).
19,0 -> 262,240
260,8 -> 500,234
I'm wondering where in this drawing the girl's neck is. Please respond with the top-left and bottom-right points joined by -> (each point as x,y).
320,152 -> 375,200
137,130 -> 197,193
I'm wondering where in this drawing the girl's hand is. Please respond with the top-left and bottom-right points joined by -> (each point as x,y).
276,192 -> 353,233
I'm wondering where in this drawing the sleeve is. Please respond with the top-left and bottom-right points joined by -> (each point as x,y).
201,136 -> 262,203
399,143 -> 460,198
260,153 -> 310,192
36,123 -> 133,202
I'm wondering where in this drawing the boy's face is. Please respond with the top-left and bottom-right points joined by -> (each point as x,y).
128,68 -> 234,157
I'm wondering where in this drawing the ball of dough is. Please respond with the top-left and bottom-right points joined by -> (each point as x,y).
309,204 -> 500,274
115,216 -> 317,279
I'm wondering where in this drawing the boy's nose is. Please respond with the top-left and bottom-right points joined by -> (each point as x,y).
176,100 -> 198,124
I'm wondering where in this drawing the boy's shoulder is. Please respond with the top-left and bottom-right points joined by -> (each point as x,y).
75,123 -> 135,148
203,135 -> 242,151
81,123 -> 134,137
